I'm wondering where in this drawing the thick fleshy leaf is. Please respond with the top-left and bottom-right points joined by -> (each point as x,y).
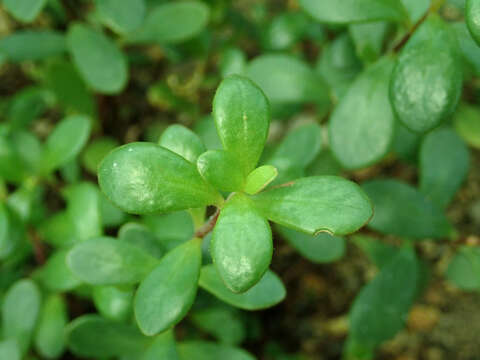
0,203 -> 25,260
0,30 -> 65,62
34,295 -> 67,359
199,265 -> 286,310
419,127 -> 470,209
67,237 -> 159,285
178,341 -> 255,360
197,150 -> 245,192
276,225 -> 345,264
92,286 -> 133,322
299,0 -> 408,24
213,75 -> 270,175
349,22 -> 390,63
142,211 -> 195,251
194,115 -> 222,150
2,279 -> 41,354
446,246 -> 480,290
252,176 -> 373,236
362,180 -> 452,239
142,331 -> 179,360
67,24 -> 128,94
82,137 -> 119,174
191,307 -> 245,345
0,339 -> 20,360
3,0 -> 46,22
330,57 -> 395,169
220,47 -> 247,77
212,194 -> 272,293
390,16 -> 463,133
263,12 -> 310,51
349,247 -> 418,347
454,104 -> 480,149
67,315 -> 150,358
131,1 -> 210,44
159,124 -> 205,163
95,0 -> 146,34
41,115 -> 91,174
37,250 -> 82,292
466,0 -> 480,46
135,238 -> 202,335
452,22 -> 480,77
119,222 -> 164,259
98,142 -> 222,214
244,165 -> 278,195
352,235 -> 398,270
7,87 -> 50,130
401,0 -> 430,23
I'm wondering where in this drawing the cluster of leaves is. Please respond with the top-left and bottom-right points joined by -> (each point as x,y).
0,0 -> 479,359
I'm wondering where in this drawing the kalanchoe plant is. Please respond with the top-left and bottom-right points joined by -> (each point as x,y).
95,75 -> 373,336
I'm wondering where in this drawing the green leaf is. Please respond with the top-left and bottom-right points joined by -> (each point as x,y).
276,225 -> 345,264
93,286 -> 133,322
351,235 -> 398,269
135,238 -> 202,336
199,265 -> 286,310
98,142 -> 222,214
247,54 -> 330,108
390,15 -> 463,133
131,1 -> 210,44
467,0 -> 480,45
67,315 -> 150,358
82,137 -> 119,174
0,203 -> 25,260
0,30 -> 65,62
263,12 -> 310,51
401,0 -> 430,23
212,194 -> 272,293
41,115 -> 91,174
244,165 -> 278,195
3,0 -> 46,22
67,237 -> 159,285
419,127 -> 470,209
452,22 -> 480,77
220,47 -> 247,78
349,247 -> 418,347
349,22 -> 390,63
142,331 -> 179,360
299,0 -> 408,24
213,75 -> 270,175
191,307 -> 245,345
446,246 -> 480,290
252,176 -> 373,236
67,23 -> 128,94
100,193 -> 127,228
159,124 -> 206,163
194,115 -> 223,150
95,0 -> 146,34
0,134 -> 28,184
178,341 -> 255,360
38,211 -> 76,248
34,295 -> 67,359
391,120 -> 422,162
454,104 -> 480,149
362,180 -> 452,239
141,211 -> 194,251
197,150 -> 245,192
0,339 -> 20,360
329,57 -> 395,170
37,250 -> 82,292
7,87 -> 50,129
119,222 -> 164,259
2,279 -> 41,354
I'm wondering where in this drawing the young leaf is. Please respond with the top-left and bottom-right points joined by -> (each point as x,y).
197,150 -> 245,192
41,115 -> 91,174
362,180 -> 452,239
419,127 -> 470,209
135,238 -> 202,336
98,142 -> 222,214
466,0 -> 480,46
213,75 -> 270,175
159,124 -> 206,163
93,286 -> 133,322
276,225 -> 345,264
37,250 -> 82,292
0,30 -> 65,62
244,165 -> 278,195
390,16 -> 463,133
252,176 -> 373,236
191,307 -> 246,345
3,0 -> 46,23
34,295 -> 67,359
131,1 -> 210,44
199,265 -> 286,310
95,0 -> 146,35
299,0 -> 408,24
142,331 -> 179,360
2,279 -> 41,354
212,194 -> 273,293
67,315 -> 150,358
329,56 -> 395,169
453,104 -> 480,149
67,23 -> 128,94
349,247 -> 418,347
67,237 -> 159,285
177,341 -> 255,360
119,222 -> 164,259
446,246 -> 480,290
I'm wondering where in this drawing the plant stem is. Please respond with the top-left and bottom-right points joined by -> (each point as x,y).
194,208 -> 220,239
392,9 -> 430,53
28,228 -> 46,265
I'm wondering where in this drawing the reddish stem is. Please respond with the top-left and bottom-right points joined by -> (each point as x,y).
194,209 -> 220,238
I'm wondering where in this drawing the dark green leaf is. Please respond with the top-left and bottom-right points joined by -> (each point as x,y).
3,0 -> 46,22
95,0 -> 146,34
220,47 -> 246,78
99,142 -> 222,214
263,12 -> 310,51
0,31 -> 65,62
141,211 -> 194,251
100,193 -> 127,228
213,75 -> 270,175
93,286 -> 133,322
135,238 -> 202,335
159,124 -> 205,163
454,104 -> 480,149
34,295 -> 67,359
7,87 -> 50,129
252,176 -> 373,236
67,237 -> 159,285
401,0 -> 430,23
142,331 -> 179,360
119,222 -> 164,259
191,307 -> 245,345
446,246 -> 480,290
197,150 -> 245,192
199,265 -> 286,310
452,22 -> 480,77
178,341 -> 255,360
0,203 -> 25,260
329,57 -> 395,169
244,165 -> 278,195
349,22 -> 390,63
362,179 -> 452,239
467,0 -> 480,45
351,235 -> 398,269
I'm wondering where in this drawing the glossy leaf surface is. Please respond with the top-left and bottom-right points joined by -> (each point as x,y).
159,124 -> 205,163
244,165 -> 278,195
197,150 -> 245,192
